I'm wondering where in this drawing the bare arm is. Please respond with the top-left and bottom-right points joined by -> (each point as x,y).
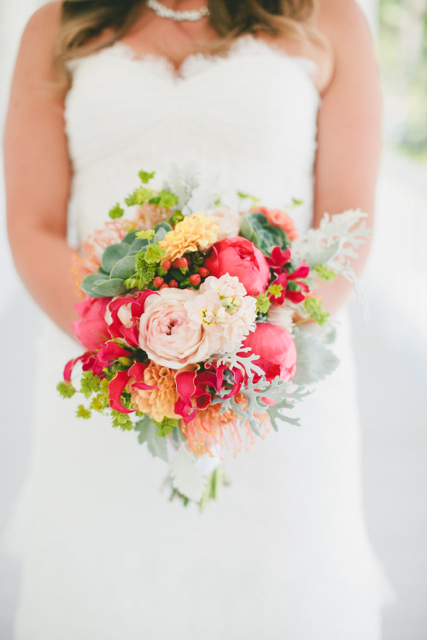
313,0 -> 382,314
4,2 -> 79,338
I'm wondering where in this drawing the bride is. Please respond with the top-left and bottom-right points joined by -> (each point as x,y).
4,0 -> 387,638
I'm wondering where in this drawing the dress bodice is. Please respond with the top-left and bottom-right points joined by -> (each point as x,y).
65,36 -> 320,240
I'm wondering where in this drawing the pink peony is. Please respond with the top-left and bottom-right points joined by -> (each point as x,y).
138,289 -> 213,369
241,322 -> 297,382
72,296 -> 111,351
252,206 -> 298,241
204,237 -> 269,297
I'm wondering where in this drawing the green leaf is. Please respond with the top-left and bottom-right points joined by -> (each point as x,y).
169,444 -> 205,502
303,297 -> 330,326
237,190 -> 260,205
108,203 -> 124,219
128,237 -> 149,255
292,328 -> 340,386
110,255 -> 137,280
240,212 -> 290,255
76,405 -> 91,419
80,272 -> 110,298
121,230 -> 139,245
134,416 -> 169,462
314,264 -> 338,282
92,278 -> 128,297
101,243 -> 129,273
155,417 -> 178,438
223,375 -> 308,433
138,170 -> 156,184
153,221 -> 173,242
97,266 -> 110,275
200,466 -> 225,512
57,381 -> 76,399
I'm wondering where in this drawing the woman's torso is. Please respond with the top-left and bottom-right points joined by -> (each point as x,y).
65,35 -> 320,240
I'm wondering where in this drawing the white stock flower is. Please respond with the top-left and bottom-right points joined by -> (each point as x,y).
205,206 -> 241,240
185,275 -> 257,355
267,302 -> 295,334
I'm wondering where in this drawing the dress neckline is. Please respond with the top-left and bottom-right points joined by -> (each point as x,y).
85,34 -> 319,95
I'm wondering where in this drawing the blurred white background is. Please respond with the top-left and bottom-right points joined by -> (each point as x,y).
1,1 -> 427,639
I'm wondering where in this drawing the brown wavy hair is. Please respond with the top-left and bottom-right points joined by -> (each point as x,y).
56,0 -> 317,89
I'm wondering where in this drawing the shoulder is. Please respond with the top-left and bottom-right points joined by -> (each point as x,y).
13,2 -> 62,88
19,1 -> 62,63
22,1 -> 62,40
315,0 -> 378,85
315,0 -> 372,37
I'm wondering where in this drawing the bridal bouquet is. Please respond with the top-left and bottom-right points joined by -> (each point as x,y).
58,168 -> 370,507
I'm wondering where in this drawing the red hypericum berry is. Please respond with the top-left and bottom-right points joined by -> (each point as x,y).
198,267 -> 210,278
161,259 -> 172,271
172,258 -> 181,269
178,257 -> 189,269
159,283 -> 169,290
189,274 -> 201,286
153,276 -> 164,288
169,279 -> 179,288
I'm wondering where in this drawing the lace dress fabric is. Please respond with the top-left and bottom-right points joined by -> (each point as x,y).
7,36 -> 390,640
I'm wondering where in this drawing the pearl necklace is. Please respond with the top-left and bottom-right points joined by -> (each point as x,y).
147,0 -> 210,22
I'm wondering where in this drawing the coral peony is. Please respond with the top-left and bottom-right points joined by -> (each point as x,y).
252,206 -> 298,241
204,237 -> 269,297
138,289 -> 213,369
72,296 -> 111,351
241,322 -> 297,382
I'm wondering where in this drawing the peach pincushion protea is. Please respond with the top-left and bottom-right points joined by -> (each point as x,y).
136,202 -> 174,230
130,362 -> 180,423
71,214 -> 148,296
159,213 -> 219,261
182,393 -> 271,459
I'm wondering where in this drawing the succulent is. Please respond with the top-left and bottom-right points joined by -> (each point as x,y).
81,222 -> 172,298
239,211 -> 290,256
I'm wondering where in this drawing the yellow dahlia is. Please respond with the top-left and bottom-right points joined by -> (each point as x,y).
159,213 -> 219,261
131,362 -> 179,423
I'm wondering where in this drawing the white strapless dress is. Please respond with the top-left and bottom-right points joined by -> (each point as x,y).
7,36 -> 390,639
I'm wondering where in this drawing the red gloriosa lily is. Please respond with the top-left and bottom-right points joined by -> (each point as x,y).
107,290 -> 158,347
266,246 -> 292,276
174,371 -> 213,423
268,261 -> 310,305
63,351 -> 104,383
108,362 -> 154,414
